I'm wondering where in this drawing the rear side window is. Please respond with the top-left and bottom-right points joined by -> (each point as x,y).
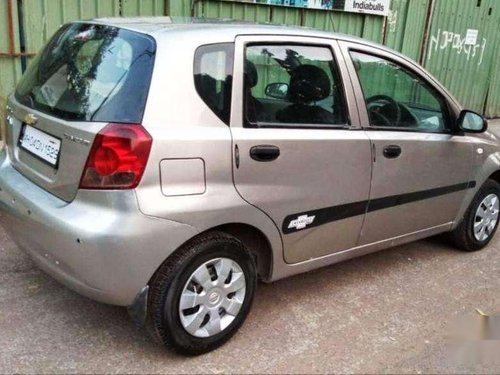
15,23 -> 156,123
194,43 -> 234,125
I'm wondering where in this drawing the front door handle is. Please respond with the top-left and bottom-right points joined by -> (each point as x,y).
250,145 -> 280,162
383,145 -> 402,159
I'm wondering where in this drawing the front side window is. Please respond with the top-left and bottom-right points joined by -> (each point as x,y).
244,44 -> 347,127
194,43 -> 234,125
16,23 -> 156,123
350,51 -> 450,132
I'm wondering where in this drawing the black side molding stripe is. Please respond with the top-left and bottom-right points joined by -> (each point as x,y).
282,181 -> 476,234
282,201 -> 367,235
366,181 -> 475,214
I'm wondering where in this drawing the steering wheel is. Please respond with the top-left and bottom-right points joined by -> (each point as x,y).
366,95 -> 401,127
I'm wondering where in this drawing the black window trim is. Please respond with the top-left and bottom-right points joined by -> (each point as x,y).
243,42 -> 351,130
193,42 -> 235,126
348,48 -> 455,135
252,122 -> 350,130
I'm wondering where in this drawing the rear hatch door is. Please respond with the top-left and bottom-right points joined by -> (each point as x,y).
5,22 -> 155,202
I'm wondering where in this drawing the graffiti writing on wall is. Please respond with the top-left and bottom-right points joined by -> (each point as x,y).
427,29 -> 487,66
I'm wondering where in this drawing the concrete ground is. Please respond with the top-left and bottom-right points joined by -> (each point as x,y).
0,120 -> 499,374
1,222 -> 499,374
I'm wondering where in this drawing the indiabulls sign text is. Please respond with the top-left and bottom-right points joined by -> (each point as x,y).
344,0 -> 390,16
220,0 -> 391,17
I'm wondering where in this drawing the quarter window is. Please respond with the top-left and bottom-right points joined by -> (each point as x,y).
350,51 -> 450,132
244,44 -> 347,127
194,43 -> 234,125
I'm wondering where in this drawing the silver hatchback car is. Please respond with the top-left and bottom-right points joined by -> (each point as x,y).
0,17 -> 498,354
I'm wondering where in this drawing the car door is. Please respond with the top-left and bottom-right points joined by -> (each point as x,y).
339,42 -> 475,245
230,35 -> 372,264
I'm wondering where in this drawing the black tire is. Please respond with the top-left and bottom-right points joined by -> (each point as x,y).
449,179 -> 500,251
147,231 -> 257,355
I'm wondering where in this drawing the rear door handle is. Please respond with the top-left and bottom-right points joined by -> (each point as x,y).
383,145 -> 402,159
250,145 -> 280,162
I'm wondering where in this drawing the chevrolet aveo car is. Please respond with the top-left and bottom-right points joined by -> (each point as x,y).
0,17 -> 498,355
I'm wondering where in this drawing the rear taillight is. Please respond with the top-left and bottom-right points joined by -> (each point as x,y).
79,123 -> 152,189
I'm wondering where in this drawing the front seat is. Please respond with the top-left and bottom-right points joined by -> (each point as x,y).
277,65 -> 333,124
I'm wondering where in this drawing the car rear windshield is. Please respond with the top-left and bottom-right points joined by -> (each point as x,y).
15,23 -> 156,123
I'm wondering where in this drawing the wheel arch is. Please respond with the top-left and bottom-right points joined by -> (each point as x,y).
147,222 -> 275,287
487,169 -> 500,186
453,151 -> 500,229
208,223 -> 274,281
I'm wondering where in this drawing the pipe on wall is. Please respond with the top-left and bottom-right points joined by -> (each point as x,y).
0,0 -> 35,59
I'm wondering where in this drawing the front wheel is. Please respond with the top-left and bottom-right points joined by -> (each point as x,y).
147,231 -> 257,355
450,179 -> 500,251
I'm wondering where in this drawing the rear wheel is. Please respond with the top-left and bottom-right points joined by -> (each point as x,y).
450,179 -> 500,251
147,232 -> 257,355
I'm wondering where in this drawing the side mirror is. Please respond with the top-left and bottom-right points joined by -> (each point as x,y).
457,110 -> 488,133
265,82 -> 288,100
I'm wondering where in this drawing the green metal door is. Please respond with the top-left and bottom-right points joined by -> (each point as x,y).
423,0 -> 499,114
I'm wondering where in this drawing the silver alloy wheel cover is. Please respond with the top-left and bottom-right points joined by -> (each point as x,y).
474,193 -> 500,241
179,257 -> 246,338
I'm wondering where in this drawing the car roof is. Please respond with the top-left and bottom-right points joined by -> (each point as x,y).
87,16 -> 383,49
83,16 -> 461,114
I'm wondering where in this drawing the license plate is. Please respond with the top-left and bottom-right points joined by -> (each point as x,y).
18,125 -> 61,167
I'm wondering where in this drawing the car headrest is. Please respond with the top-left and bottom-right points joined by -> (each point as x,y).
244,60 -> 258,88
288,65 -> 330,104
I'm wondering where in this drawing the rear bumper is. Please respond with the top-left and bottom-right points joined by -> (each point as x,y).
0,149 -> 198,306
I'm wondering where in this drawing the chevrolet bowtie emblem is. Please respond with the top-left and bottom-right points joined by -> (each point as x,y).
288,214 -> 316,230
24,113 -> 38,126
